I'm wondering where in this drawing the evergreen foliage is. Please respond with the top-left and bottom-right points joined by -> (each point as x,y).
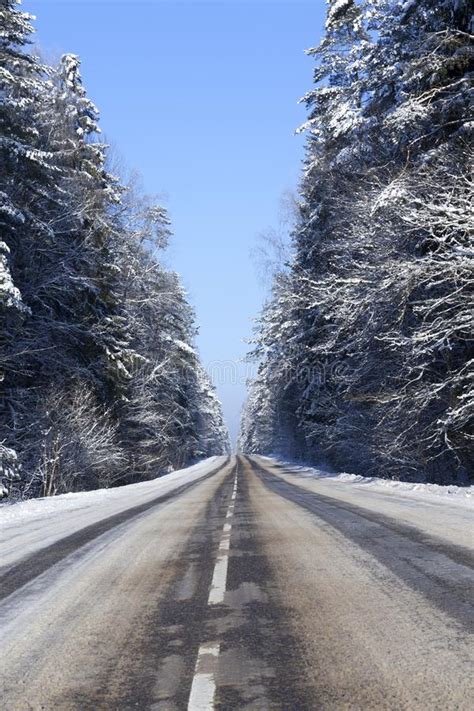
239,0 -> 473,484
0,1 -> 230,498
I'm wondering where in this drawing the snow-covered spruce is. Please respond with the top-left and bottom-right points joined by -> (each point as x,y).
239,0 -> 473,485
0,1 -> 229,499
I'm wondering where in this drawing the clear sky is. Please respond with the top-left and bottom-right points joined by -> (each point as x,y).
25,0 -> 325,446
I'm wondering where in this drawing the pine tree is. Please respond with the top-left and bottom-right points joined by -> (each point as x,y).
0,0 -> 57,495
1,5 -> 229,497
240,0 -> 473,483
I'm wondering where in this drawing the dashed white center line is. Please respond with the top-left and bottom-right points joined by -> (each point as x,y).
187,642 -> 220,711
207,553 -> 229,606
187,468 -> 239,711
208,472 -> 237,605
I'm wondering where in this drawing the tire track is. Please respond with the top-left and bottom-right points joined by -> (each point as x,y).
0,458 -> 229,603
249,457 -> 474,630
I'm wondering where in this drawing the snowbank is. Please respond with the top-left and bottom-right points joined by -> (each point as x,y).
259,456 -> 474,508
0,456 -> 225,530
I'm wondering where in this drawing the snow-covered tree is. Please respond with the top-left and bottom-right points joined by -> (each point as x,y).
1,3 -> 229,498
0,0 -> 57,495
240,0 -> 473,484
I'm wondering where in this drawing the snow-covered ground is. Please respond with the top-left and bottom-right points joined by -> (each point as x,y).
259,456 -> 473,507
0,456 -> 228,568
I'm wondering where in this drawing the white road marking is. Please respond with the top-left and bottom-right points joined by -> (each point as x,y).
208,553 -> 229,605
219,535 -> 230,553
187,642 -> 220,711
188,468 -> 239,709
208,473 -> 237,604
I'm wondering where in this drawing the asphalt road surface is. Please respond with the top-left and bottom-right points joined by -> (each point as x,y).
1,456 -> 473,710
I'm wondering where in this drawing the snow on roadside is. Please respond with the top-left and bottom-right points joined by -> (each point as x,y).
260,456 -> 474,508
0,456 -> 225,529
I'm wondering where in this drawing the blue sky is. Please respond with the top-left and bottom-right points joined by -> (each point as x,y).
26,0 -> 325,445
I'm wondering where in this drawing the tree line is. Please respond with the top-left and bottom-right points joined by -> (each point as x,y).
0,1 -> 230,499
239,0 -> 473,484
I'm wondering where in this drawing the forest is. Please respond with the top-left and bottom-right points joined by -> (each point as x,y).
0,1 -> 230,499
239,0 -> 473,484
1,0 -> 472,498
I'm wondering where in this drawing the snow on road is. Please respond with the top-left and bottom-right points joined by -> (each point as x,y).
0,456 -> 227,568
2,453 -> 471,571
257,456 -> 474,551
259,456 -> 473,505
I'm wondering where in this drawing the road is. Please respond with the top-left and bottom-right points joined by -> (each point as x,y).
0,456 -> 473,710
